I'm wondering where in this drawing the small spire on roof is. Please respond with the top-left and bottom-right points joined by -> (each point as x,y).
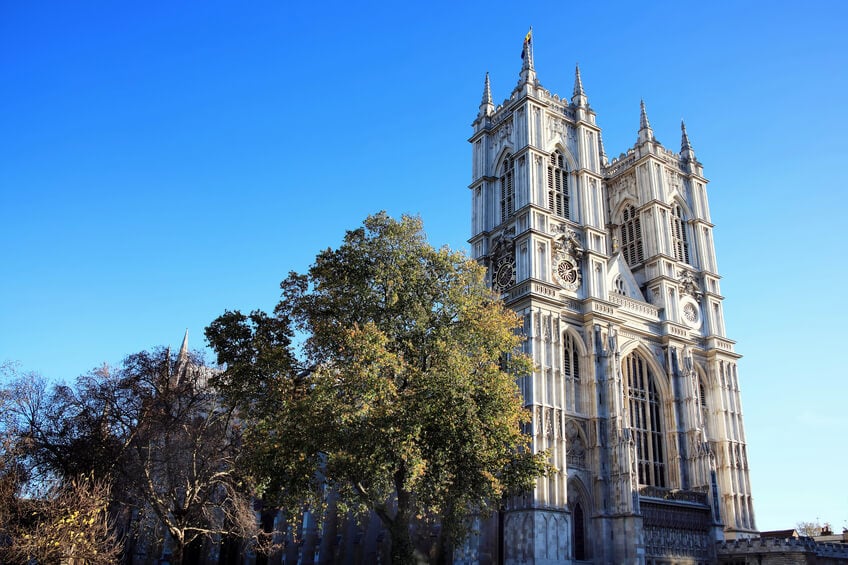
680,120 -> 696,161
598,130 -> 608,164
640,99 -> 651,130
178,329 -> 189,361
681,120 -> 692,150
638,99 -> 655,143
573,64 -> 585,97
478,72 -> 495,118
520,27 -> 534,71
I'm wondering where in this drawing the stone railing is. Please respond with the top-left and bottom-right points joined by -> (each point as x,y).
506,280 -> 562,302
605,151 -> 636,177
714,535 -> 848,562
608,293 -> 660,321
706,336 -> 736,353
639,486 -> 708,505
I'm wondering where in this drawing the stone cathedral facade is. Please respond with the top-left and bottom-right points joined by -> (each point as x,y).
466,37 -> 756,564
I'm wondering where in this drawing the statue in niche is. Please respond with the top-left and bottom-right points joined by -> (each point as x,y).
679,269 -> 703,300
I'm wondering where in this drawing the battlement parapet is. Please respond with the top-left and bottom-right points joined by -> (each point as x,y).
717,536 -> 848,563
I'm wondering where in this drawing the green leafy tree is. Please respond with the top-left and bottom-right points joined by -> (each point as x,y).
206,213 -> 547,563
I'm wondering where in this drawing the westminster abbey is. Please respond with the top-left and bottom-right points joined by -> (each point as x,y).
465,35 -> 756,564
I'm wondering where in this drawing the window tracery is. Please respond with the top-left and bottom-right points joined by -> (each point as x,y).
500,154 -> 515,222
624,351 -> 666,487
671,204 -> 690,263
563,332 -> 582,413
547,150 -> 569,219
620,205 -> 644,266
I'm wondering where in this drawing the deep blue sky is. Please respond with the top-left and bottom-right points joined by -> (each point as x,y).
2,1 -> 846,532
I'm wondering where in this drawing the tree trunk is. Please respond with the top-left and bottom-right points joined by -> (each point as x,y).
170,536 -> 184,565
389,516 -> 415,565
388,465 -> 415,565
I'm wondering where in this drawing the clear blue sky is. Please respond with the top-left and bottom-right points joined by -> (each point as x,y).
2,0 -> 846,533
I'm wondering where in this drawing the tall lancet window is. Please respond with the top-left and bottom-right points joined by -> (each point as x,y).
572,502 -> 586,560
623,352 -> 666,487
547,150 -> 569,219
671,204 -> 690,263
620,205 -> 644,267
499,154 -> 515,222
563,332 -> 581,413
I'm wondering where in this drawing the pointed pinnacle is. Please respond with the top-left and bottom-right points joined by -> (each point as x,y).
482,72 -> 493,106
681,120 -> 692,151
598,130 -> 607,160
573,64 -> 585,97
521,28 -> 534,72
178,329 -> 189,361
639,99 -> 651,130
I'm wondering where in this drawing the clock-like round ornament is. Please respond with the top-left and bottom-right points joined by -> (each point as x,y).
557,260 -> 577,284
494,258 -> 515,289
679,296 -> 702,329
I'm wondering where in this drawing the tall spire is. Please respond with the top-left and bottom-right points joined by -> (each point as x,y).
638,99 -> 655,143
479,72 -> 494,117
681,120 -> 695,160
571,64 -> 588,107
681,120 -> 692,150
639,99 -> 651,130
573,64 -> 585,97
177,329 -> 189,365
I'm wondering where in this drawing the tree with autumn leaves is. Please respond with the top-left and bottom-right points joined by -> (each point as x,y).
206,213 -> 547,564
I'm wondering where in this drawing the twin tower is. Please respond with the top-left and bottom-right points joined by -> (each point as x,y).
467,36 -> 756,564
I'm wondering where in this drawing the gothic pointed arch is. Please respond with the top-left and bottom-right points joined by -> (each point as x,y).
562,326 -> 587,414
620,346 -> 669,487
567,477 -> 593,561
613,200 -> 644,267
495,149 -> 516,224
670,198 -> 691,264
546,145 -> 573,221
693,366 -> 712,437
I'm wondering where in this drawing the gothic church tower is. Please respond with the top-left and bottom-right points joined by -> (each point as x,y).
468,34 -> 756,564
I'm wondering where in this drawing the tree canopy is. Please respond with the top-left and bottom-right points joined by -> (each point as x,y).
206,212 -> 547,563
0,349 -> 260,565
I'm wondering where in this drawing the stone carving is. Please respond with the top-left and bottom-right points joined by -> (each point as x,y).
535,406 -> 543,437
490,230 -> 515,292
547,116 -> 566,141
665,167 -> 682,194
678,269 -> 703,300
552,226 -> 583,291
565,420 -> 586,468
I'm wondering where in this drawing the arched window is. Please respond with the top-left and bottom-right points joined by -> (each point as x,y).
572,502 -> 586,560
563,332 -> 581,413
623,352 -> 666,487
671,204 -> 690,263
613,275 -> 626,295
696,376 -> 709,432
619,205 -> 644,267
500,154 -> 515,222
547,150 -> 569,219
